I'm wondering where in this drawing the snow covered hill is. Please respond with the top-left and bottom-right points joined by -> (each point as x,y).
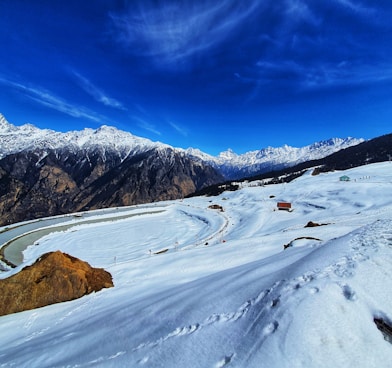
1,162 -> 392,367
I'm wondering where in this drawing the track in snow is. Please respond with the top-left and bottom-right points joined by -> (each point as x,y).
1,202 -> 229,269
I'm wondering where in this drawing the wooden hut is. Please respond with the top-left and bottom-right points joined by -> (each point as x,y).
277,202 -> 292,211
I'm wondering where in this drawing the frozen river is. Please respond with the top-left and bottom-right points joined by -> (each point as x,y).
0,204 -> 166,267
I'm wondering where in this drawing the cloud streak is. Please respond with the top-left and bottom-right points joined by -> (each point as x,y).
229,0 -> 392,101
132,116 -> 161,136
110,0 -> 392,99
110,0 -> 262,68
0,77 -> 108,124
71,71 -> 126,110
334,0 -> 375,15
240,59 -> 392,100
169,121 -> 188,137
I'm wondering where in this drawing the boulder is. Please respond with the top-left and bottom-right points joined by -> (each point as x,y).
208,204 -> 224,212
305,221 -> 321,227
0,251 -> 113,316
304,221 -> 329,228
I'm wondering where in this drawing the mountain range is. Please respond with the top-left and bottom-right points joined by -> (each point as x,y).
0,114 -> 363,178
0,113 -> 369,225
185,137 -> 363,179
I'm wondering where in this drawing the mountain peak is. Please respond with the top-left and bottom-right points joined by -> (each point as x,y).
218,148 -> 238,159
0,114 -> 17,133
94,125 -> 120,134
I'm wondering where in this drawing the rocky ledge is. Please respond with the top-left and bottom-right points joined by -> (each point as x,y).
0,251 -> 113,316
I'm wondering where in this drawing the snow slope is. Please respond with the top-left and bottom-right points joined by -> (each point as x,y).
1,162 -> 392,367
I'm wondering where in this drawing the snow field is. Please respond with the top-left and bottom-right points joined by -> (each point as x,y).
0,162 -> 392,367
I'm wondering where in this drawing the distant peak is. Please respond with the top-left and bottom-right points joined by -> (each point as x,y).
218,148 -> 238,159
94,125 -> 117,133
0,113 -> 8,125
0,114 -> 17,133
309,137 -> 364,149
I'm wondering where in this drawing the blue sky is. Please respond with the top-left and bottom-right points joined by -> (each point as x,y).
0,0 -> 391,155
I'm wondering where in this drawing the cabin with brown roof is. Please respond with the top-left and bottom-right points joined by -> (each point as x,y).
277,202 -> 292,211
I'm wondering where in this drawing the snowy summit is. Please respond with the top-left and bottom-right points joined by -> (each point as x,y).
0,161 -> 392,367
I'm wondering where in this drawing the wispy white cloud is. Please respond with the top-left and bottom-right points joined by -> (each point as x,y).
71,71 -> 126,110
110,0 -> 262,68
134,104 -> 149,116
229,0 -> 392,101
169,121 -> 188,137
334,0 -> 375,15
0,77 -> 108,123
253,59 -> 392,90
132,116 -> 161,136
302,62 -> 392,90
237,56 -> 392,103
285,0 -> 320,26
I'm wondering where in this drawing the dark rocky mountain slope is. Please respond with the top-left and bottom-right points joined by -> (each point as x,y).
0,146 -> 223,226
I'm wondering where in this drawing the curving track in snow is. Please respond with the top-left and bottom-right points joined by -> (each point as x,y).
0,202 -> 229,269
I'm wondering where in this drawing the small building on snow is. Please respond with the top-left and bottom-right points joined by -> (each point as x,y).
339,175 -> 350,182
277,202 -> 292,211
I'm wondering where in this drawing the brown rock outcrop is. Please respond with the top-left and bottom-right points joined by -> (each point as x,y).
0,251 -> 113,316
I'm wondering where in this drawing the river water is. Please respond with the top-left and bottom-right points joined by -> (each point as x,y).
0,205 -> 166,267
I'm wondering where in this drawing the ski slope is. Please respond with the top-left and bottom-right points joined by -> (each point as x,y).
1,162 -> 392,367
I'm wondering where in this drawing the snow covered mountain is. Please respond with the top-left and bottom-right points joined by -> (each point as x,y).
0,113 -> 363,179
1,162 -> 392,367
185,137 -> 364,179
0,113 -> 369,225
0,114 -> 223,225
0,113 -> 168,161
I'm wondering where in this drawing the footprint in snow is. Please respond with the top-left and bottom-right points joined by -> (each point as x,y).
333,256 -> 357,278
215,353 -> 235,367
340,283 -> 357,301
24,312 -> 38,330
168,323 -> 200,338
270,298 -> 280,308
138,356 -> 149,365
263,320 -> 279,336
282,272 -> 318,294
